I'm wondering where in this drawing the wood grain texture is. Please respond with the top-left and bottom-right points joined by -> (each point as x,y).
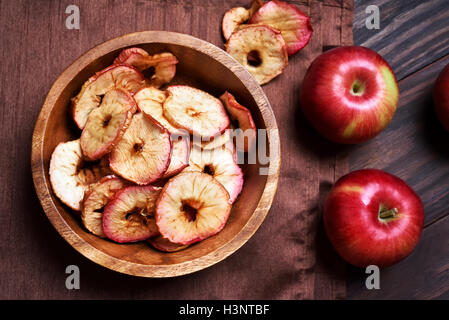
0,0 -> 352,299
350,55 -> 449,226
354,0 -> 449,80
347,53 -> 449,300
348,0 -> 449,299
259,0 -> 352,299
348,214 -> 449,299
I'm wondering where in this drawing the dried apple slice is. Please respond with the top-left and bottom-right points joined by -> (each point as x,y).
183,145 -> 243,204
72,64 -> 143,129
156,172 -> 232,245
49,139 -> 111,211
220,92 -> 256,152
222,0 -> 263,40
114,47 -> 153,70
147,53 -> 178,88
134,86 -> 184,135
80,88 -> 136,160
109,113 -> 172,185
193,128 -> 232,150
163,136 -> 191,178
81,175 -> 128,237
226,24 -> 288,85
163,85 -> 230,138
249,0 -> 313,56
103,185 -> 161,243
135,86 -> 166,103
148,235 -> 190,252
114,48 -> 178,88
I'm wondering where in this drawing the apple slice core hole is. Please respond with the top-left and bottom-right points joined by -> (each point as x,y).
181,201 -> 199,222
203,164 -> 215,176
102,114 -> 112,128
76,158 -> 101,175
125,209 -> 148,224
133,142 -> 144,153
143,66 -> 156,79
247,50 -> 262,67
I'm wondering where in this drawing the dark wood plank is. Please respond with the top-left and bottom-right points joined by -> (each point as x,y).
349,54 -> 449,227
0,0 -> 352,299
354,0 -> 449,80
348,1 -> 449,299
347,214 -> 449,299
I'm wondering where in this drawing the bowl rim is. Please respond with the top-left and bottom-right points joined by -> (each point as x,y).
31,31 -> 281,278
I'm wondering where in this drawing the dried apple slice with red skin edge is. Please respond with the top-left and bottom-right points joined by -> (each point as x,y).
114,48 -> 178,88
226,24 -> 288,85
192,128 -> 238,162
134,86 -> 185,135
163,135 -> 191,179
148,235 -> 190,252
81,175 -> 129,238
103,185 -> 161,243
49,139 -> 111,211
109,112 -> 172,185
220,91 -> 257,152
183,145 -> 244,204
192,127 -> 232,151
156,171 -> 232,245
80,88 -> 136,160
133,87 -> 190,178
222,0 -> 263,40
223,7 -> 250,41
71,64 -> 143,129
114,47 -> 152,70
163,85 -> 230,138
249,0 -> 313,56
147,53 -> 178,88
135,86 -> 166,104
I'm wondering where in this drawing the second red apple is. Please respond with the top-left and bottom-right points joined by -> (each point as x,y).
433,63 -> 449,132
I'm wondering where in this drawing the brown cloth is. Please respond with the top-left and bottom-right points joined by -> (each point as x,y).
0,0 -> 352,299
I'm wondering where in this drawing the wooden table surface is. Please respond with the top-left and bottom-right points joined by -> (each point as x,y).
348,0 -> 449,299
0,0 -> 448,300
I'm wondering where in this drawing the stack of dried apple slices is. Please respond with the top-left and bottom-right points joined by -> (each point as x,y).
222,0 -> 313,85
49,47 -> 258,252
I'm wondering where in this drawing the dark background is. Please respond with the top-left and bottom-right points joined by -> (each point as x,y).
0,0 -> 448,299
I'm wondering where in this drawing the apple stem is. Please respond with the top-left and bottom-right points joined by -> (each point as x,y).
379,207 -> 398,219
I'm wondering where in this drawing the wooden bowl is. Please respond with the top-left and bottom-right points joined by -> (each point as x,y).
31,31 -> 280,277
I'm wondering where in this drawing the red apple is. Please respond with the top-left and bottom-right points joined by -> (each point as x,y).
433,63 -> 449,132
300,46 -> 399,144
324,169 -> 424,268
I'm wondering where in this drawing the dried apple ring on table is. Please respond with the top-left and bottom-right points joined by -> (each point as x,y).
222,0 -> 263,40
249,0 -> 313,56
225,24 -> 288,85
